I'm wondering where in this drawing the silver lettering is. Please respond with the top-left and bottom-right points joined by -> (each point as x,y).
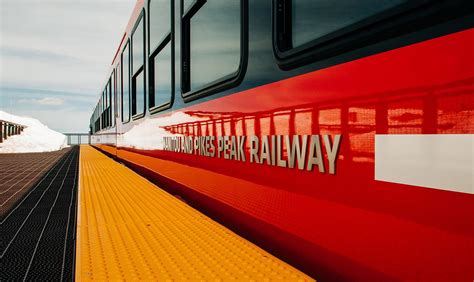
224,136 -> 230,159
194,137 -> 199,153
217,136 -> 224,158
286,135 -> 307,170
271,135 -> 276,166
187,137 -> 193,154
307,135 -> 325,173
260,136 -> 271,165
199,136 -> 205,155
238,136 -> 246,162
323,134 -> 342,174
250,136 -> 260,163
277,135 -> 287,168
209,136 -> 216,157
229,136 -> 237,160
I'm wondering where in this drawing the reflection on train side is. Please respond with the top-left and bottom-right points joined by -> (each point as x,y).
157,77 -> 473,164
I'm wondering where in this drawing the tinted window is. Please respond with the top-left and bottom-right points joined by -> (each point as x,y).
291,0 -> 406,48
106,86 -> 109,110
188,1 -> 241,91
105,87 -> 108,127
107,80 -> 112,127
101,94 -> 104,129
122,43 -> 130,122
183,0 -> 193,12
149,0 -> 172,110
132,15 -> 145,116
110,73 -> 115,126
149,0 -> 170,50
105,91 -> 107,128
116,64 -> 121,120
134,71 -> 145,114
152,44 -> 172,107
132,17 -> 144,73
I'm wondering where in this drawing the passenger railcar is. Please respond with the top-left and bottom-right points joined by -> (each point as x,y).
90,0 -> 474,280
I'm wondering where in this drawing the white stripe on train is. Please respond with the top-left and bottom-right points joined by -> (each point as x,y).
375,134 -> 473,194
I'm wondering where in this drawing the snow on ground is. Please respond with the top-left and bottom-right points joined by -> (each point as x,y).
0,111 -> 67,153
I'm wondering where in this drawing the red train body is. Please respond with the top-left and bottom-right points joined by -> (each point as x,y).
90,1 -> 474,280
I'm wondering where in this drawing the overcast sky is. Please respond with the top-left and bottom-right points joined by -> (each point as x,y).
0,0 -> 136,132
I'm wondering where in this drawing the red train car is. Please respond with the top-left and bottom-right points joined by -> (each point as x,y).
90,1 -> 474,280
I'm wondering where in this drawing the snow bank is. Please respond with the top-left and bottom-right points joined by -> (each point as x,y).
0,111 -> 67,153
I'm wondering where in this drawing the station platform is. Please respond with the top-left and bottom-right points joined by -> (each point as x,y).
1,147 -> 79,280
1,145 -> 311,280
77,145 -> 312,280
0,148 -> 71,216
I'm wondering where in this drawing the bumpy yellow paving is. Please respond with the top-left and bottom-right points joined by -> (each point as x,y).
76,145 -> 313,281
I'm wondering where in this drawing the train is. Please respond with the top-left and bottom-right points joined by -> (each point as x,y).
89,0 -> 474,280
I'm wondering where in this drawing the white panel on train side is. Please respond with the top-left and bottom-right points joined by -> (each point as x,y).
375,134 -> 473,194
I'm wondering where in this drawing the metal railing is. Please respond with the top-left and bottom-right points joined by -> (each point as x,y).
0,120 -> 26,143
63,133 -> 91,145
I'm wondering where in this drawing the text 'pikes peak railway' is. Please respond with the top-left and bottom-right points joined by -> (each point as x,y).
163,134 -> 342,174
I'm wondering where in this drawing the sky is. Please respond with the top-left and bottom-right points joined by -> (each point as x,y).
0,0 -> 137,132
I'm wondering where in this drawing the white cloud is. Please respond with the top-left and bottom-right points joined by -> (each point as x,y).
19,97 -> 64,106
0,0 -> 137,131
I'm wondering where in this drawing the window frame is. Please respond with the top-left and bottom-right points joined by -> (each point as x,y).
147,0 -> 174,115
272,0 -> 432,70
97,102 -> 100,131
93,107 -> 96,133
108,83 -> 111,128
181,0 -> 248,103
110,70 -> 115,127
104,85 -> 108,128
101,92 -> 105,129
121,40 -> 131,124
131,10 -> 146,120
96,103 -> 100,132
103,89 -> 107,128
107,78 -> 112,128
116,63 -> 121,122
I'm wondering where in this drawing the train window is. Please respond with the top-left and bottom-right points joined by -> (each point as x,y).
104,87 -> 108,128
106,86 -> 109,128
274,0 -> 430,69
105,82 -> 109,128
97,103 -> 100,131
150,45 -> 172,110
110,72 -> 115,127
101,92 -> 105,129
132,17 -> 145,75
107,85 -> 110,128
291,0 -> 406,48
148,0 -> 172,112
116,64 -> 121,121
133,71 -> 145,115
103,90 -> 106,128
149,0 -> 170,50
95,105 -> 98,132
122,42 -> 130,123
132,13 -> 146,118
183,0 -> 193,12
107,80 -> 112,128
181,0 -> 248,102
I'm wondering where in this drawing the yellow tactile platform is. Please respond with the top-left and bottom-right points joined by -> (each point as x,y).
76,145 -> 313,281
